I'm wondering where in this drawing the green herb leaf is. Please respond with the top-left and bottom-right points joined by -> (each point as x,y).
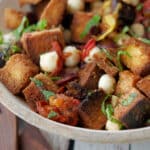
24,19 -> 47,33
0,31 -> 3,44
138,38 -> 150,45
106,104 -> 114,120
121,93 -> 137,106
80,14 -> 101,39
101,94 -> 112,115
51,76 -> 61,81
30,77 -> 43,87
36,19 -> 47,30
100,48 -> 113,61
48,111 -> 58,119
136,3 -> 143,11
41,90 -> 55,101
11,45 -> 21,53
146,119 -> 150,124
121,26 -> 130,34
13,16 -> 29,40
117,50 -> 131,71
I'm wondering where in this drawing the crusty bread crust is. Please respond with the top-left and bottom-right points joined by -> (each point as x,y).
0,54 -> 39,94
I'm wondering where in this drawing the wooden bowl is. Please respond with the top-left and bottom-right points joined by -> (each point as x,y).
0,0 -> 150,143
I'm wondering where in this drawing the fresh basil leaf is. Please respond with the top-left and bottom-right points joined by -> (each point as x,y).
121,26 -> 130,34
36,19 -> 47,30
13,16 -> 29,40
41,90 -> 55,101
11,45 -> 21,53
80,15 -> 101,39
121,93 -> 137,106
101,94 -> 112,115
138,38 -> 150,45
51,76 -> 61,81
30,77 -> 43,87
24,19 -> 47,33
48,111 -> 58,119
117,50 -> 131,71
136,3 -> 143,11
0,31 -> 3,44
100,48 -> 113,61
106,104 -> 114,120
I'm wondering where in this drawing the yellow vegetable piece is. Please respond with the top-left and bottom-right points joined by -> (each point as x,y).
97,14 -> 116,41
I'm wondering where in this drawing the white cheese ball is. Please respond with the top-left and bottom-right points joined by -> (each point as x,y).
40,51 -> 59,72
131,23 -> 145,37
106,120 -> 121,131
98,74 -> 116,94
67,0 -> 85,13
84,46 -> 100,63
63,46 -> 80,67
3,32 -> 17,44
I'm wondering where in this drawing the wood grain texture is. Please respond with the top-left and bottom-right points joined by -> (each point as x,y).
0,103 -> 18,150
41,131 -> 70,150
19,124 -> 51,150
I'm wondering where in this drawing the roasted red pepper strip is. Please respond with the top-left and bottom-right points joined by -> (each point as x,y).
82,38 -> 96,60
51,41 -> 63,75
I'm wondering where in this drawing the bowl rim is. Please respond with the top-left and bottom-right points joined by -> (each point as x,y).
0,82 -> 150,143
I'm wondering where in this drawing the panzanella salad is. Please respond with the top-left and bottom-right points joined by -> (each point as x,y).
0,0 -> 150,130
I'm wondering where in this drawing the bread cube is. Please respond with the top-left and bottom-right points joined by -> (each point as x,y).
4,8 -> 25,29
23,73 -> 58,111
79,62 -> 102,90
71,11 -> 94,43
79,90 -> 107,129
0,54 -> 39,94
115,70 -> 140,95
121,38 -> 150,76
114,88 -> 150,129
136,75 -> 150,99
21,28 -> 65,64
40,0 -> 67,28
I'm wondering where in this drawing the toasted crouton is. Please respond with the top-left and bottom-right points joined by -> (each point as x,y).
115,70 -> 140,95
21,28 -> 65,64
79,90 -> 107,129
114,88 -> 150,129
136,75 -> 150,99
40,0 -> 67,28
71,11 -> 94,43
4,8 -> 25,29
79,62 -> 103,90
0,54 -> 39,94
94,54 -> 119,76
23,73 -> 58,111
121,38 -> 150,76
19,0 -> 42,6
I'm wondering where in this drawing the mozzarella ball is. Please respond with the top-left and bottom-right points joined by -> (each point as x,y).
40,51 -> 59,72
131,23 -> 145,37
84,46 -> 100,63
67,0 -> 85,13
98,74 -> 116,94
106,120 -> 121,131
63,46 -> 80,67
3,32 -> 17,44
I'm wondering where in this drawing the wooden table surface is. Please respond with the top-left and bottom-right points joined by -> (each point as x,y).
0,103 -> 150,150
